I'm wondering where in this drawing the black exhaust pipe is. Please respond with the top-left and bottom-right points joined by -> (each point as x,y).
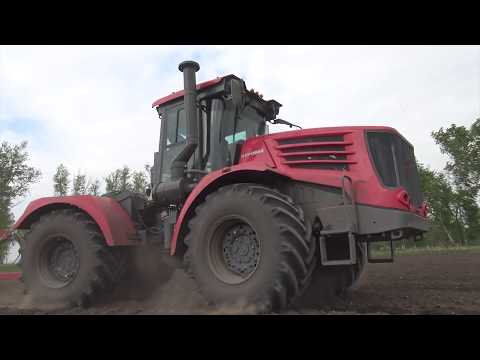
153,60 -> 200,205
170,60 -> 200,180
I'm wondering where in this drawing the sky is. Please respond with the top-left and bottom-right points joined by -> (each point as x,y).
1,45 -> 480,222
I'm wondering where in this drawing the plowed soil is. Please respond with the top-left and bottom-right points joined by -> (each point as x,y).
1,252 -> 479,315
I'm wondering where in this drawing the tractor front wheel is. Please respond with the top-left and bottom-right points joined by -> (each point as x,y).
183,183 -> 317,313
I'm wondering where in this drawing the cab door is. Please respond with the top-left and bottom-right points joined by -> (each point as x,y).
159,105 -> 188,183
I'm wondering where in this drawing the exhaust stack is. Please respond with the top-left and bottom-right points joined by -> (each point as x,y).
153,61 -> 200,205
171,60 -> 200,180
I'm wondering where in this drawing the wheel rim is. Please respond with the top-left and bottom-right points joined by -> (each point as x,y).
208,217 -> 260,285
38,235 -> 80,288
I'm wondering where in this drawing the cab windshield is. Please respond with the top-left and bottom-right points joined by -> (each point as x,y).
221,102 -> 266,144
205,98 -> 266,171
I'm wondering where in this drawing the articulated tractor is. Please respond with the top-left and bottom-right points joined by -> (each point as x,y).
0,61 -> 428,311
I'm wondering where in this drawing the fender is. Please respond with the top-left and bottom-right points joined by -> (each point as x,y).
170,162 -> 288,255
12,196 -> 137,246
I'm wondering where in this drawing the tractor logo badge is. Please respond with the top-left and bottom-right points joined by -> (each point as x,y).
241,148 -> 264,159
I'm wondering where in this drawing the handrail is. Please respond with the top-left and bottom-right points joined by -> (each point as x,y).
341,174 -> 358,233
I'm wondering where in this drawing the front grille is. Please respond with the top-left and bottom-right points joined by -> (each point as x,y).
367,132 -> 423,207
276,133 -> 355,170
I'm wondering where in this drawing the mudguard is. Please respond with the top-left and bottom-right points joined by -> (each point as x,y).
11,195 -> 137,246
169,136 -> 287,255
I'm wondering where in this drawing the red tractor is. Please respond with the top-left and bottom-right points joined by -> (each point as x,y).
0,61 -> 428,311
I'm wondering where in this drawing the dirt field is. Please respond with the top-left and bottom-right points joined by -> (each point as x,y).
1,251 -> 479,315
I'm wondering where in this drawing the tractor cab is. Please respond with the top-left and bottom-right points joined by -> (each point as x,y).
151,73 -> 281,185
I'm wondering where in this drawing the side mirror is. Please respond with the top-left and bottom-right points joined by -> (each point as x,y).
230,79 -> 245,112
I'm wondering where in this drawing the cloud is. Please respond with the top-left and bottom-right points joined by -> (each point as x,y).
211,45 -> 480,179
1,45 -> 479,219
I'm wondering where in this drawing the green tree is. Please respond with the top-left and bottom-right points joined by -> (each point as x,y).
105,166 -> 132,193
132,165 -> 151,194
418,163 -> 456,245
418,162 -> 480,246
72,173 -> 87,195
105,168 -> 122,193
105,165 -> 150,194
452,188 -> 480,244
0,202 -> 13,230
0,141 -> 41,263
0,203 -> 14,264
432,118 -> 480,200
119,166 -> 132,192
87,179 -> 101,196
431,118 -> 480,244
53,164 -> 70,196
0,141 -> 41,201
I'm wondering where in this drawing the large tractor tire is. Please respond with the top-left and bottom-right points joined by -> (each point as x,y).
343,242 -> 367,291
327,241 -> 367,295
295,241 -> 366,308
183,183 -> 317,313
20,209 -> 127,307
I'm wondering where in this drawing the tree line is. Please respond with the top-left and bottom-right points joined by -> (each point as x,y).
1,118 -> 479,262
0,141 -> 41,263
417,118 -> 480,247
0,142 -> 150,262
52,164 -> 150,197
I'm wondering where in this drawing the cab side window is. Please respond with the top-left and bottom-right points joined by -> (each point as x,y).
161,107 -> 187,182
166,108 -> 186,146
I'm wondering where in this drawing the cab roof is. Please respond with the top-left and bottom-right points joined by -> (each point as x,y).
152,76 -> 231,108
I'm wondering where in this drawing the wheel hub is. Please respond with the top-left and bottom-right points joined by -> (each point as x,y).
222,224 -> 260,278
45,238 -> 79,283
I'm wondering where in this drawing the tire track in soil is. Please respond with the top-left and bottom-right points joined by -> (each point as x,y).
1,252 -> 479,315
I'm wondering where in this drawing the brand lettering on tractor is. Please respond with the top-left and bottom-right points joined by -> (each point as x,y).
241,148 -> 264,159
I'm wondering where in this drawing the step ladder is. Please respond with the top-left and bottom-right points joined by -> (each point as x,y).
319,175 -> 359,266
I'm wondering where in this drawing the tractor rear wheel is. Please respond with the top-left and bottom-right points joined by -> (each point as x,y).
183,183 -> 317,313
331,242 -> 367,295
20,209 -> 127,307
295,241 -> 366,307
